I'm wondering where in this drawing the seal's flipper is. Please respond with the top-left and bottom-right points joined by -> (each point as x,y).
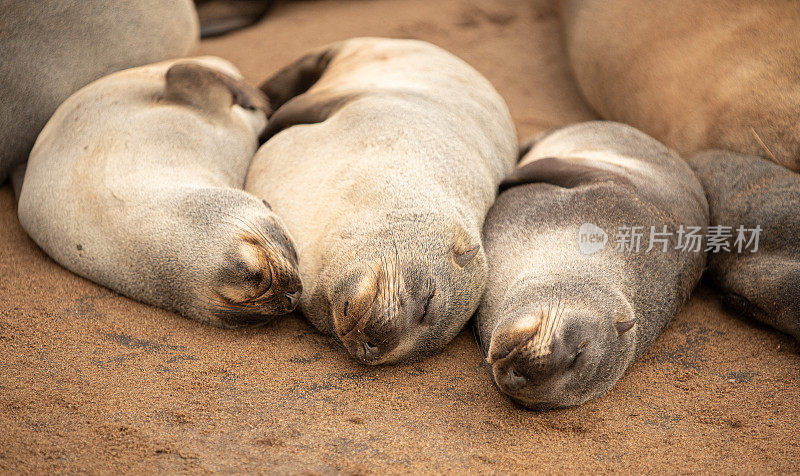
715,256 -> 800,341
165,62 -> 270,116
259,45 -> 342,110
499,157 -> 631,192
196,0 -> 274,38
261,90 -> 362,140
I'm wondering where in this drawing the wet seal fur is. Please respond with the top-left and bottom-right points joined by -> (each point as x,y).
689,151 -> 800,341
245,38 -> 517,364
560,0 -> 800,171
475,121 -> 708,409
0,0 -> 199,184
18,57 -> 301,328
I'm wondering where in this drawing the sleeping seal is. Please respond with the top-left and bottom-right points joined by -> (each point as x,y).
18,57 -> 302,328
245,38 -> 517,364
689,151 -> 800,341
0,0 -> 199,184
475,121 -> 708,409
560,0 -> 800,171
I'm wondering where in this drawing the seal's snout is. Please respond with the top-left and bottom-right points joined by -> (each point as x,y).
285,290 -> 301,310
208,225 -> 302,327
270,261 -> 303,314
488,305 -> 595,405
498,366 -> 528,392
334,278 -> 393,365
333,258 -> 435,365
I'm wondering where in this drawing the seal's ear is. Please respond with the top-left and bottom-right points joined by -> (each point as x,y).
499,157 -> 631,192
452,227 -> 481,269
259,44 -> 342,110
516,129 -> 559,164
517,140 -> 535,163
614,318 -> 637,336
165,63 -> 271,116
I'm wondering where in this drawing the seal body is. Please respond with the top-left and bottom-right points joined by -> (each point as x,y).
476,121 -> 708,409
560,0 -> 800,171
0,0 -> 199,183
18,57 -> 302,328
689,151 -> 800,340
245,38 -> 517,364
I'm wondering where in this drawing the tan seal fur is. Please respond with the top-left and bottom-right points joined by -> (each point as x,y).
476,121 -> 708,409
689,151 -> 800,341
246,38 -> 517,364
0,0 -> 199,183
18,57 -> 302,328
560,0 -> 800,171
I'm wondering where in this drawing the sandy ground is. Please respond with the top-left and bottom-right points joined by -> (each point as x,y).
2,0 -> 799,473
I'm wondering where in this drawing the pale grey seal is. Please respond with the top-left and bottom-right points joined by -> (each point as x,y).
18,57 -> 302,327
689,150 -> 800,340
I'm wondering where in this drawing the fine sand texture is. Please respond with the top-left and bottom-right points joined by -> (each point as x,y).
2,0 -> 799,472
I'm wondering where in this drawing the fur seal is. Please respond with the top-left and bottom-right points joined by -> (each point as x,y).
245,38 -> 517,364
0,0 -> 199,184
17,57 -> 302,328
689,151 -> 800,341
475,121 -> 708,409
560,0 -> 800,171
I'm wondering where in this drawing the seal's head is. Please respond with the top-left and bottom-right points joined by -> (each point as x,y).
318,212 -> 486,365
485,283 -> 637,409
196,195 -> 302,328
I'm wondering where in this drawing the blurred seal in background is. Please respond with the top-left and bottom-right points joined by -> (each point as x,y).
0,0 -> 199,184
195,0 -> 275,38
560,0 -> 800,172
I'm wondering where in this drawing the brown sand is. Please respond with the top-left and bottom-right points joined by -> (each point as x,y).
1,0 -> 799,472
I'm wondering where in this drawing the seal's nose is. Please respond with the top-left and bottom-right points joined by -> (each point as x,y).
360,340 -> 381,360
339,332 -> 386,364
500,366 -> 528,391
285,291 -> 300,309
